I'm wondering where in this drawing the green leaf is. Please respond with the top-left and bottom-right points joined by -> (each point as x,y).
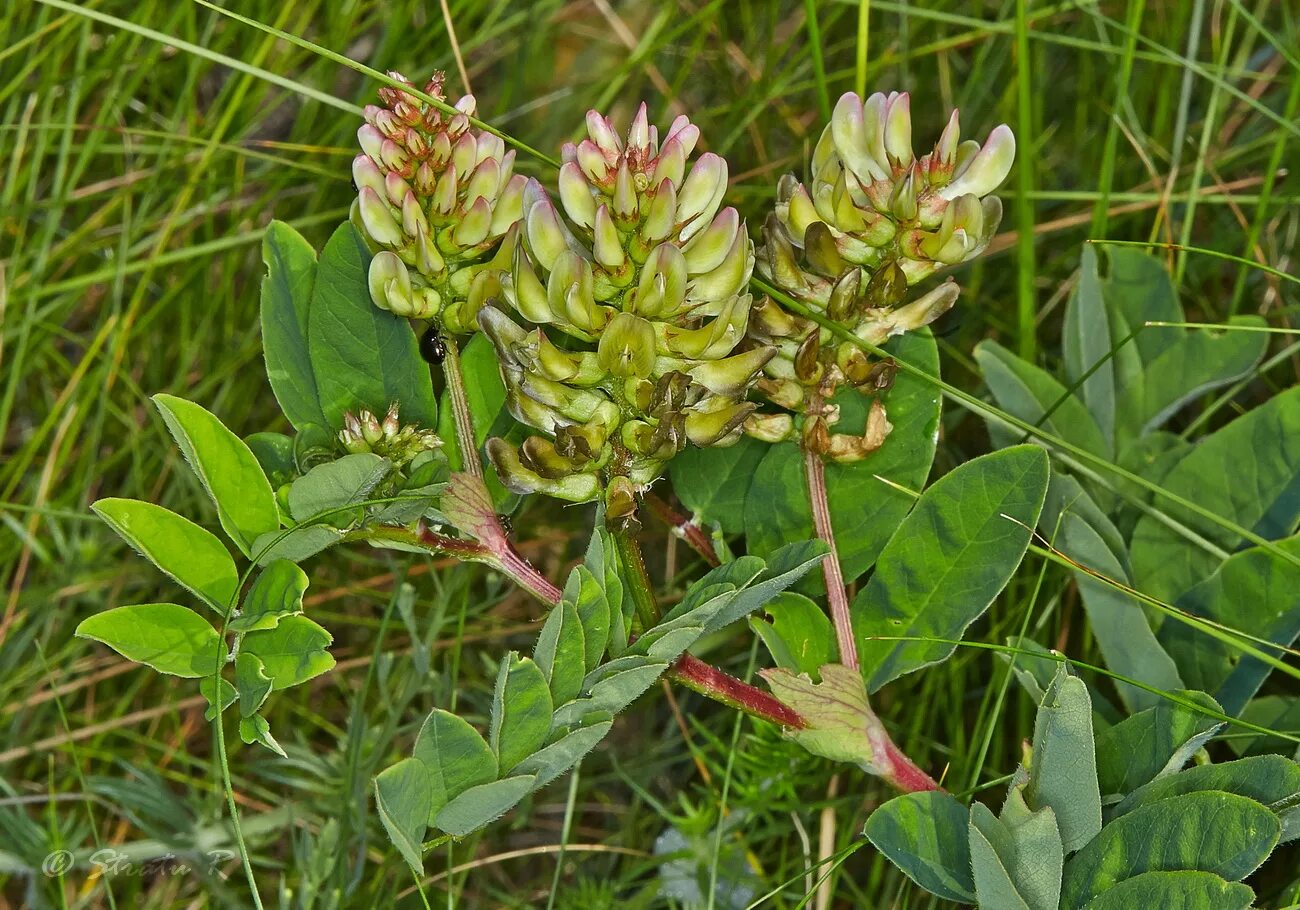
1060,791 -> 1279,908
244,431 -> 296,486
434,774 -> 536,838
1095,692 -> 1224,797
1057,511 -> 1182,713
854,445 -> 1050,691
863,791 -> 975,903
533,597 -> 586,705
670,435 -> 769,536
744,331 -> 940,584
92,498 -> 238,611
702,540 -> 827,634
234,652 -> 273,717
1063,245 -> 1116,451
306,222 -> 436,429
567,567 -> 610,671
513,721 -> 612,790
374,758 -> 432,871
1112,755 -> 1300,823
237,713 -> 286,757
1158,538 -> 1300,715
251,526 -> 344,565
76,603 -> 222,678
287,452 -> 391,524
411,709 -> 498,823
1130,387 -> 1300,602
240,614 -> 334,690
750,593 -> 832,676
1080,871 -> 1254,910
976,339 -> 1108,458
228,559 -> 307,633
583,656 -> 669,715
1117,317 -> 1268,441
200,676 -> 237,720
260,220 -> 328,430
969,801 -> 1063,910
152,394 -> 280,557
1229,696 -> 1300,759
489,654 -> 553,773
761,664 -> 879,766
1023,667 -> 1102,852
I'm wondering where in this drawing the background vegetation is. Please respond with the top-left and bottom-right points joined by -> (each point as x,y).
2,0 -> 1297,906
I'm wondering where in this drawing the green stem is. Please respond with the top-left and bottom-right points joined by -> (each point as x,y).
613,526 -> 660,628
441,336 -> 483,482
803,394 -> 859,670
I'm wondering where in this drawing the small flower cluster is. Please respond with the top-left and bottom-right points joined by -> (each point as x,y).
353,72 -> 524,333
479,105 -> 771,521
339,403 -> 442,468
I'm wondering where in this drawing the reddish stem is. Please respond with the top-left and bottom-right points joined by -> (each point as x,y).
644,493 -> 722,568
876,735 -> 942,792
670,654 -> 805,728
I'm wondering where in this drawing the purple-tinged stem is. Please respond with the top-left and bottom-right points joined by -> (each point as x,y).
803,443 -> 859,670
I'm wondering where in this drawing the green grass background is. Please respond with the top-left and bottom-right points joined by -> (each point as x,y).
2,0 -> 1298,906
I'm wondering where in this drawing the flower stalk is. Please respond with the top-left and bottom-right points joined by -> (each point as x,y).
803,434 -> 859,670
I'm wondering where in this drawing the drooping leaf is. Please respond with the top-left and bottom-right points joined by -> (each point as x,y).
260,220 -> 328,430
374,758 -> 432,871
1062,245 -> 1116,451
92,498 -> 239,611
1079,871 -> 1254,910
240,614 -> 334,690
1060,791 -> 1279,908
969,801 -> 1063,910
228,559 -> 308,633
286,452 -> 392,524
306,222 -> 437,429
670,435 -> 769,536
1129,387 -> 1300,602
1094,691 -> 1224,797
863,791 -> 975,903
1022,666 -> 1102,852
975,339 -> 1108,457
750,592 -> 833,677
489,654 -> 553,773
76,603 -> 223,678
744,331 -> 941,584
854,445 -> 1050,691
411,709 -> 498,823
152,394 -> 280,557
238,713 -> 286,757
434,774 -> 536,837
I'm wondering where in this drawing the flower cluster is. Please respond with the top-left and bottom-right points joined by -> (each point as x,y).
338,403 -> 443,469
751,91 -> 1014,458
352,72 -> 525,333
479,105 -> 772,521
